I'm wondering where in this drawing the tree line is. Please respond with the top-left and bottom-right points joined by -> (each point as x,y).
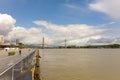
58,44 -> 120,49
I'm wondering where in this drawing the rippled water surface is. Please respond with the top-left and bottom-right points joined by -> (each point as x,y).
40,49 -> 120,80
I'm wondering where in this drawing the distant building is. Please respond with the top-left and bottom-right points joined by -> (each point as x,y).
0,35 -> 4,43
16,39 -> 19,45
0,35 -> 18,49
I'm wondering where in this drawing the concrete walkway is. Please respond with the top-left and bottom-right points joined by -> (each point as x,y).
0,49 -> 34,73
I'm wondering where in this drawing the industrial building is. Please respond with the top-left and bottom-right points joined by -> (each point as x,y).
0,35 -> 18,50
0,35 -> 4,43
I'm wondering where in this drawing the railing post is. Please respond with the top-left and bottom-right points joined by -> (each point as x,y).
12,67 -> 14,80
21,60 -> 23,72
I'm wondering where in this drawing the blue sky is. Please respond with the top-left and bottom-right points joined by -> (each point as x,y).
0,0 -> 120,45
0,0 -> 114,26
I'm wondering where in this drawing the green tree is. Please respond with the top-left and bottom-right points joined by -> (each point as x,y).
18,43 -> 28,49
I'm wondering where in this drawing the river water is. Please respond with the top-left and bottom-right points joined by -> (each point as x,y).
40,49 -> 120,80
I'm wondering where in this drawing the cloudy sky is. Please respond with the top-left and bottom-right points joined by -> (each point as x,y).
0,0 -> 120,46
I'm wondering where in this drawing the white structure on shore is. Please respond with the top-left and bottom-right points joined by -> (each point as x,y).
0,35 -> 4,43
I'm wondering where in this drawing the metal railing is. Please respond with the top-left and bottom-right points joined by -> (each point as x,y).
0,50 -> 36,80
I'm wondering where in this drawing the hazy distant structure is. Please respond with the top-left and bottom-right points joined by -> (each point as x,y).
0,35 -> 4,43
42,37 -> 44,49
65,39 -> 67,48
16,39 -> 19,45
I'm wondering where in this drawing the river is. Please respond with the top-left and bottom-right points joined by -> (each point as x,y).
40,49 -> 120,80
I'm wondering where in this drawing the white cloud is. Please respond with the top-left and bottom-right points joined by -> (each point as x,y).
0,13 -> 52,45
6,26 -> 52,45
33,20 -> 105,46
87,37 -> 120,45
28,28 -> 42,34
89,0 -> 120,19
64,4 -> 80,10
1,13 -> 119,46
0,13 -> 16,35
